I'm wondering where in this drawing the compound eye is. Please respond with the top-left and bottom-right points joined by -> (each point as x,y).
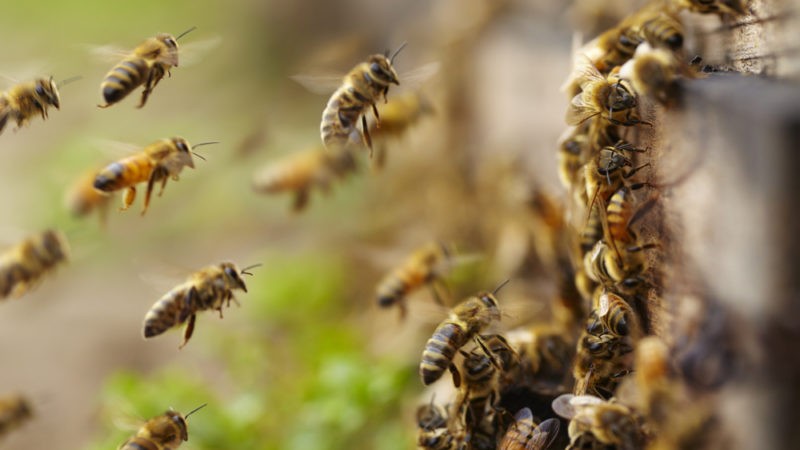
224,267 -> 237,279
176,141 -> 189,152
166,38 -> 177,47
35,85 -> 45,96
370,62 -> 383,74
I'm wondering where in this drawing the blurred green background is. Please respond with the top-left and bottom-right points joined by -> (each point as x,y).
0,0 -> 587,448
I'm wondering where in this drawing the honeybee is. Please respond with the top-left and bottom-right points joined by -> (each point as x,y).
417,427 -> 458,450
583,142 -> 649,223
251,144 -> 357,212
0,229 -> 69,299
65,166 -> 113,226
673,0 -> 750,16
594,292 -> 643,339
0,77 -> 61,135
419,285 -> 505,385
506,324 -> 575,392
98,27 -> 196,108
320,44 -> 405,152
368,91 -> 434,168
93,137 -> 214,216
557,124 -> 591,192
553,394 -> 645,450
416,397 -> 449,432
119,404 -> 206,450
566,60 -> 648,127
0,394 -> 32,439
142,262 -> 258,348
499,408 -> 560,450
619,44 -> 680,104
639,11 -> 684,51
375,241 -> 453,319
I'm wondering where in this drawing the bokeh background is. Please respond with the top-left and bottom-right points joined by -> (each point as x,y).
0,1 -> 641,448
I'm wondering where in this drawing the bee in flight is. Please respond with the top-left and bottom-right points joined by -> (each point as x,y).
0,229 -> 69,300
0,76 -> 79,136
251,144 -> 357,212
374,241 -> 453,320
142,262 -> 259,348
0,394 -> 33,439
92,137 -> 215,216
98,27 -> 196,109
65,166 -> 113,226
499,408 -> 560,450
319,43 -> 406,152
119,404 -> 206,450
419,281 -> 507,385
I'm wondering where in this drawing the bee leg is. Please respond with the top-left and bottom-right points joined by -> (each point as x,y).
0,112 -> 8,135
361,115 -> 373,155
292,189 -> 310,213
398,302 -> 407,321
158,175 -> 169,197
373,143 -> 387,171
371,102 -> 381,126
138,68 -> 164,109
448,362 -> 462,388
121,187 -> 136,211
179,314 -> 196,349
143,167 -> 166,216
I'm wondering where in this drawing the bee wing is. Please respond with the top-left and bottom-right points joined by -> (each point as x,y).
551,393 -> 577,419
86,44 -> 132,63
396,61 -> 441,88
177,36 -> 223,67
598,292 -> 611,317
290,73 -> 345,96
565,92 -> 601,126
527,418 -> 561,450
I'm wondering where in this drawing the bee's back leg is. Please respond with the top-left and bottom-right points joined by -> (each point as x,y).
292,189 -> 310,212
121,187 -> 136,211
179,314 -> 196,349
361,115 -> 373,156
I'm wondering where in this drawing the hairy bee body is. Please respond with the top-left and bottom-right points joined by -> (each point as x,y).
65,167 -> 113,225
252,145 -> 357,212
99,33 -> 180,108
0,394 -> 32,438
119,410 -> 192,450
420,292 -> 502,385
499,408 -> 560,450
567,61 -> 646,127
0,230 -> 69,299
93,137 -> 196,215
320,53 -> 400,151
142,262 -> 249,348
375,242 -> 451,318
558,395 -> 644,450
0,77 -> 60,135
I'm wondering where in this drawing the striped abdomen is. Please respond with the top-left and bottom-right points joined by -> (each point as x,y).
142,287 -> 193,338
606,188 -> 634,243
320,85 -> 370,150
119,437 -> 159,450
376,265 -> 426,308
93,154 -> 154,192
101,56 -> 150,105
420,320 -> 469,385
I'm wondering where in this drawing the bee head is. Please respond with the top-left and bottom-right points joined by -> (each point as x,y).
156,33 -> 180,67
164,410 -> 189,441
368,54 -> 400,86
35,77 -> 61,109
171,137 -> 195,169
221,262 -> 248,293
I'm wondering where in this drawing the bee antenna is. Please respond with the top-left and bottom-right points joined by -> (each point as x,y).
176,26 -> 198,41
390,42 -> 408,64
191,152 -> 207,161
57,76 -> 82,88
240,263 -> 263,276
192,141 -> 219,149
185,403 -> 207,420
492,279 -> 511,295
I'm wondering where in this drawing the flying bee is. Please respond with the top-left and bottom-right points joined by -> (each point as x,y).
93,137 -> 215,216
119,404 -> 206,450
251,144 -> 357,212
499,408 -> 560,450
375,241 -> 453,320
142,262 -> 258,348
368,91 -> 434,168
0,394 -> 33,439
553,394 -> 645,450
98,27 -> 196,108
0,229 -> 69,300
419,283 -> 506,385
319,44 -> 406,152
567,59 -> 649,127
65,166 -> 113,226
0,76 -> 76,135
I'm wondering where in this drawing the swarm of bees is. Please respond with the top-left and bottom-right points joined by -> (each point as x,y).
0,0 -> 766,446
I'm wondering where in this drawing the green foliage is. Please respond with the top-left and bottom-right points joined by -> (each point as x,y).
83,253 -> 417,450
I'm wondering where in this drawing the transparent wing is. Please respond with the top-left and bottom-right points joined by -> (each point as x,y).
178,36 -> 223,67
598,292 -> 611,316
527,418 -> 561,450
565,93 -> 601,126
89,138 -> 142,159
551,393 -> 577,419
86,44 -> 132,63
397,61 -> 441,88
290,73 -> 345,96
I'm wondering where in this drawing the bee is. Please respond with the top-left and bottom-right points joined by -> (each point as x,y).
367,91 -> 433,168
0,229 -> 69,300
553,394 -> 645,450
0,394 -> 33,439
506,324 -> 575,391
98,27 -> 196,109
499,408 -> 560,450
119,404 -> 206,450
65,166 -> 113,226
417,427 -> 458,450
639,12 -> 684,51
142,262 -> 258,348
583,142 -> 649,224
567,58 -> 649,127
93,137 -> 215,216
419,283 -> 506,385
672,0 -> 750,17
320,44 -> 405,152
557,124 -> 591,192
251,144 -> 357,212
594,292 -> 643,339
618,43 -> 681,105
375,241 -> 453,320
0,77 -> 61,135
416,397 -> 449,432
